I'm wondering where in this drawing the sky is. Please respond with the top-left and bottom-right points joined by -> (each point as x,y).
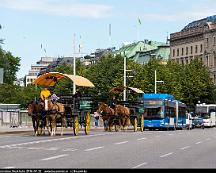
0,0 -> 216,78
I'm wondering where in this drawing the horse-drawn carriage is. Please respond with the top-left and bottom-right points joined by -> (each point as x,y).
58,95 -> 92,135
29,72 -> 94,136
120,100 -> 144,132
97,86 -> 145,132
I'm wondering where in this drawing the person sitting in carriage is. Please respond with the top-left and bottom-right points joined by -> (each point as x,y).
108,96 -> 118,109
51,93 -> 60,103
40,87 -> 51,111
73,88 -> 82,109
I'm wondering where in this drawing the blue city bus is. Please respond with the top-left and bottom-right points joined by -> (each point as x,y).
143,93 -> 187,130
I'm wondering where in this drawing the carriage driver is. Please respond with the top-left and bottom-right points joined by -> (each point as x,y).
40,87 -> 51,111
109,96 -> 118,109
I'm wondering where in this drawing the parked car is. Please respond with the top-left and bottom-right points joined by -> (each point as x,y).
192,117 -> 204,129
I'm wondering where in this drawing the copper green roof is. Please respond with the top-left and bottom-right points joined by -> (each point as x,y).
114,40 -> 170,64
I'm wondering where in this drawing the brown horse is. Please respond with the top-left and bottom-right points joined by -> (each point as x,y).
114,104 -> 131,130
46,99 -> 66,136
97,102 -> 115,131
27,101 -> 45,136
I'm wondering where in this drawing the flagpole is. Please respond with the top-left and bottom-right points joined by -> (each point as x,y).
73,33 -> 76,94
137,18 -> 141,42
109,23 -> 112,47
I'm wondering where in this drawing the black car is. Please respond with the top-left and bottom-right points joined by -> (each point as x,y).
192,117 -> 204,129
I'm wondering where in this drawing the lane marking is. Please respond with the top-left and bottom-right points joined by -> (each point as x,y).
132,162 -> 147,168
41,154 -> 68,161
195,141 -> 202,144
84,146 -> 104,151
114,141 -> 128,145
168,134 -> 174,136
62,148 -> 78,152
3,166 -> 15,169
205,138 -> 211,141
160,152 -> 173,158
137,137 -> 147,141
180,146 -> 190,150
0,133 -> 108,148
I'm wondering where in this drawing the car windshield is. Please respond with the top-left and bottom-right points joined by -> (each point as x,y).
193,119 -> 202,123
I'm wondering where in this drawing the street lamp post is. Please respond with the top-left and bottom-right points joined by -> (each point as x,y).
123,53 -> 133,101
154,70 -> 164,94
73,33 -> 76,94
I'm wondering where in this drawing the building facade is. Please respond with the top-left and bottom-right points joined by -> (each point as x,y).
170,15 -> 216,83
25,57 -> 57,86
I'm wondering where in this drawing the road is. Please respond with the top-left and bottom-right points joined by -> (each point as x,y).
0,127 -> 216,169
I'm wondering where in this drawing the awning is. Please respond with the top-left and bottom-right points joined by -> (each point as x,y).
128,87 -> 144,94
32,72 -> 95,87
109,86 -> 144,95
64,74 -> 95,88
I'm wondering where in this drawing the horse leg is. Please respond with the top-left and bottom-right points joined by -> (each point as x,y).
104,119 -> 108,131
108,118 -> 113,132
60,116 -> 66,136
51,115 -> 56,136
32,119 -> 36,136
46,116 -> 51,135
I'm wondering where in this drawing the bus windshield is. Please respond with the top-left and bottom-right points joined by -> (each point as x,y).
145,107 -> 163,119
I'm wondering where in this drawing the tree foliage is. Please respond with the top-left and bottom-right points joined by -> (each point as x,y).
0,48 -> 20,84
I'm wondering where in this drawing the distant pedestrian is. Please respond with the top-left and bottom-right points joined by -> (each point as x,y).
94,111 -> 100,128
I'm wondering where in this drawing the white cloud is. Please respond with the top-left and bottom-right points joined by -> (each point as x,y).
0,0 -> 113,18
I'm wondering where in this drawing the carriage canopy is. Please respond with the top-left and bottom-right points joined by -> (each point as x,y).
32,72 -> 95,87
109,86 -> 144,95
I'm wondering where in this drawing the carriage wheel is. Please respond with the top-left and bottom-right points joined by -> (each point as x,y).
85,111 -> 91,135
140,114 -> 144,132
73,116 -> 79,136
134,117 -> 138,132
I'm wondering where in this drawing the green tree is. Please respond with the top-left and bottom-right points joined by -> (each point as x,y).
0,48 -> 20,84
180,59 -> 215,110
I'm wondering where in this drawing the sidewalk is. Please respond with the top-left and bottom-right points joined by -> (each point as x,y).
0,125 -> 104,134
0,125 -> 33,134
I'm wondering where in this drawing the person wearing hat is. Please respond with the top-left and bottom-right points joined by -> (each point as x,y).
40,87 -> 51,110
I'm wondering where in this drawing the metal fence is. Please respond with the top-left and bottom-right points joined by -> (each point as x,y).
0,110 -> 32,128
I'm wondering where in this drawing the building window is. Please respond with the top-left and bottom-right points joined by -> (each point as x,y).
195,45 -> 198,53
181,48 -> 184,56
172,49 -> 175,57
200,44 -> 203,53
206,55 -> 209,66
190,46 -> 193,54
176,58 -> 179,64
206,38 -> 209,47
214,52 -> 216,66
186,47 -> 188,55
177,49 -> 179,56
214,37 -> 216,45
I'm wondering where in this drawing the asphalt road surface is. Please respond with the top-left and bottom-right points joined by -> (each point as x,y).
0,127 -> 216,169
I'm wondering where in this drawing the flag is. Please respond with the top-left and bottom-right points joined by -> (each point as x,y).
40,44 -> 42,49
44,49 -> 46,53
138,18 -> 142,25
109,23 -> 111,36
